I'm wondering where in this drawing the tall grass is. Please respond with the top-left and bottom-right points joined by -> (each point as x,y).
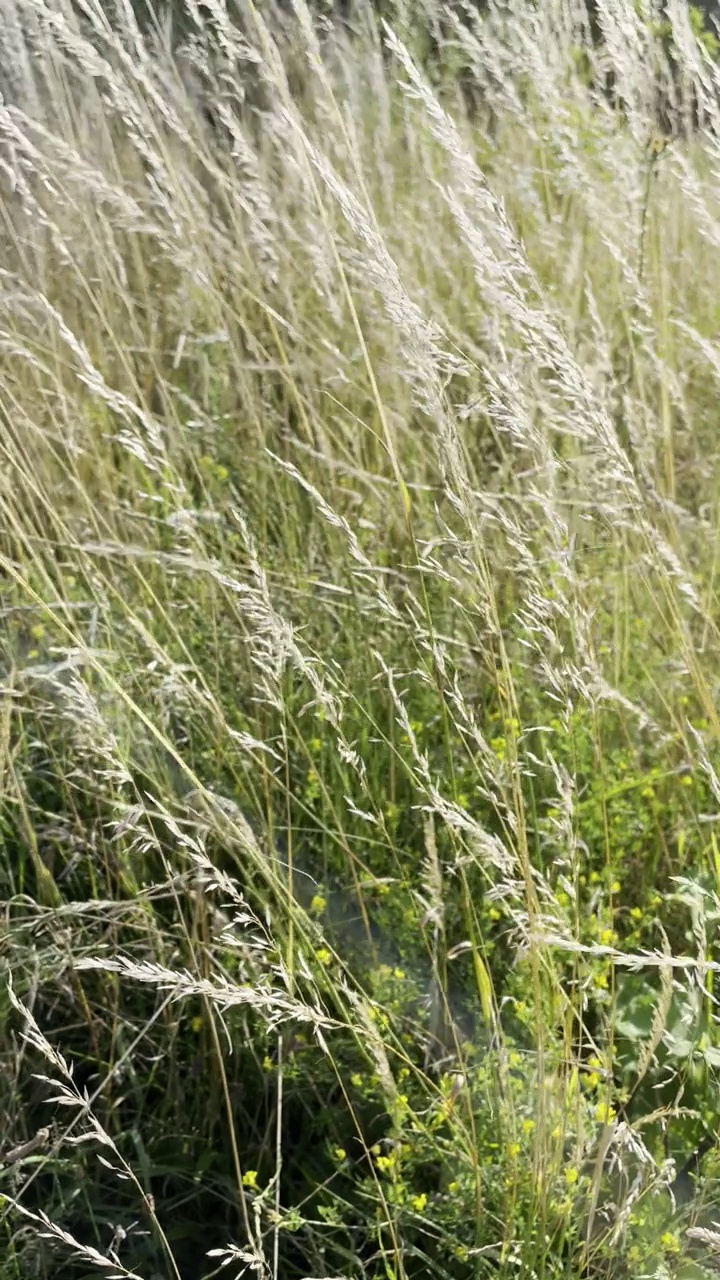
3,0 -> 720,1276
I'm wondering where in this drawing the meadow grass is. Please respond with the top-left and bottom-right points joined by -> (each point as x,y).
3,1 -> 720,1277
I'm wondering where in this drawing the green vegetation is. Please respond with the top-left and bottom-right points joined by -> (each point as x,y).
4,0 -> 720,1276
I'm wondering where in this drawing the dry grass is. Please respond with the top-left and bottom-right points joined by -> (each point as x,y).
3,1 -> 720,1278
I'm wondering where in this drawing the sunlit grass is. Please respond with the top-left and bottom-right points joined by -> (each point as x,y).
3,1 -> 720,1278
